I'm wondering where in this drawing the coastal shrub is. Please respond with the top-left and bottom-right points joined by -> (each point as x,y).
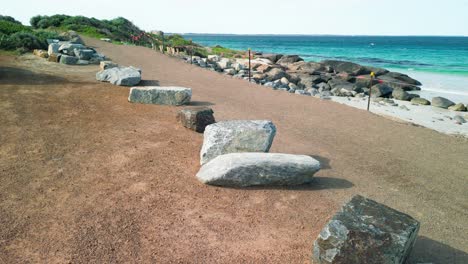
0,15 -> 22,24
211,45 -> 241,58
0,20 -> 31,35
7,32 -> 43,50
167,34 -> 192,47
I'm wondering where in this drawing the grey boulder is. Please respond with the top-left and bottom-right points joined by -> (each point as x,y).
313,195 -> 420,264
392,87 -> 411,101
200,120 -> 276,165
58,43 -> 84,55
432,97 -> 455,109
74,48 -> 95,60
370,83 -> 393,98
48,43 -> 60,55
196,153 -> 320,187
321,60 -> 370,76
59,55 -> 78,65
96,66 -> 141,86
128,86 -> 192,105
277,55 -> 304,65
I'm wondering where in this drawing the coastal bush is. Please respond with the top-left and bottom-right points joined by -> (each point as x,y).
0,15 -> 22,24
211,45 -> 241,58
7,32 -> 43,50
0,20 -> 31,35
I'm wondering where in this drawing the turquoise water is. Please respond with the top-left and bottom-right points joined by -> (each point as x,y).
183,35 -> 468,102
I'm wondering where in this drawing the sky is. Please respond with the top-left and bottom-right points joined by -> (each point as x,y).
3,0 -> 468,36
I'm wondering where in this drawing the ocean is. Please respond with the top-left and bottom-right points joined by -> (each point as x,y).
182,35 -> 468,103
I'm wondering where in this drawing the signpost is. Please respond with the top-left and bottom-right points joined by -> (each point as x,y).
248,48 -> 251,82
367,72 -> 376,111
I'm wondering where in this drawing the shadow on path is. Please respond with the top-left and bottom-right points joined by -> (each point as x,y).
0,67 -> 68,85
409,236 -> 468,264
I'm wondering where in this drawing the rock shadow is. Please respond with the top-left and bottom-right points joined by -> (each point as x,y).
187,101 -> 215,107
138,80 -> 160,86
0,67 -> 68,85
223,177 -> 353,191
409,236 -> 468,264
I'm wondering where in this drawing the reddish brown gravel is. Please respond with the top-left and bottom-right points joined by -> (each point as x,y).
0,38 -> 467,263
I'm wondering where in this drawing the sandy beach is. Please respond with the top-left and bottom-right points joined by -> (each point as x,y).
1,37 -> 467,263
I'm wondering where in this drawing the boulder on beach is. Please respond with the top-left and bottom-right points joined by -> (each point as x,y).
321,60 -> 370,76
277,55 -> 304,65
313,195 -> 420,264
259,53 -> 283,64
370,83 -> 393,98
392,87 -> 411,101
265,68 -> 289,82
196,153 -> 321,187
200,120 -> 276,165
377,74 -> 421,91
96,66 -> 141,86
384,72 -> 422,86
177,107 -> 215,133
448,103 -> 467,112
454,115 -> 466,123
59,55 -> 78,65
411,97 -> 431,105
432,97 -> 455,109
128,86 -> 192,106
363,66 -> 389,76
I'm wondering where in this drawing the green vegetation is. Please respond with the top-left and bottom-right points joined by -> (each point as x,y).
210,45 -> 243,58
30,15 -> 149,43
0,17 -> 60,51
0,14 -> 242,59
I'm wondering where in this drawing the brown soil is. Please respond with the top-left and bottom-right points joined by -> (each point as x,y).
0,38 -> 467,263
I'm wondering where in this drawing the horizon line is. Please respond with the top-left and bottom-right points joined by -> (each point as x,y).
173,32 -> 468,38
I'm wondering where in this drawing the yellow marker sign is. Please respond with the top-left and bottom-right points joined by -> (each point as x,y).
370,72 -> 376,78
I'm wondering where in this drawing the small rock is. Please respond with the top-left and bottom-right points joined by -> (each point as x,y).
392,87 -> 411,101
48,43 -> 60,55
399,105 -> 410,111
448,103 -> 467,112
100,61 -> 118,71
454,115 -> 466,123
47,54 -> 60,63
411,97 -> 431,105
177,107 -> 215,133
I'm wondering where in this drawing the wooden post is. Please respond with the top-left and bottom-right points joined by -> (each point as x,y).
248,48 -> 251,83
190,39 -> 193,65
367,72 -> 375,111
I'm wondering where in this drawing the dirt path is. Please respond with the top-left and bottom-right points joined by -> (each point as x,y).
0,39 -> 467,263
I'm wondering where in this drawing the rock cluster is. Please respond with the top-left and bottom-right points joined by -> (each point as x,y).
33,31 -> 106,65
313,195 -> 420,264
183,53 -> 467,113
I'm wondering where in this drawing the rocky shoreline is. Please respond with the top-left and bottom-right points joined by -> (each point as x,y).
177,52 -> 468,131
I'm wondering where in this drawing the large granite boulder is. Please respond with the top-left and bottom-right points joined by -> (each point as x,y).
196,153 -> 320,187
59,55 -> 78,65
96,66 -> 141,86
128,86 -> 192,106
363,66 -> 389,76
432,97 -> 455,109
259,53 -> 283,64
177,107 -> 215,132
58,43 -> 84,55
370,84 -> 393,98
74,48 -> 95,60
383,72 -> 421,86
48,43 -> 60,55
313,195 -> 420,264
277,55 -> 304,65
200,120 -> 276,165
392,87 -> 411,101
321,60 -> 370,76
265,68 -> 289,82
377,75 -> 421,91
298,75 -> 323,89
